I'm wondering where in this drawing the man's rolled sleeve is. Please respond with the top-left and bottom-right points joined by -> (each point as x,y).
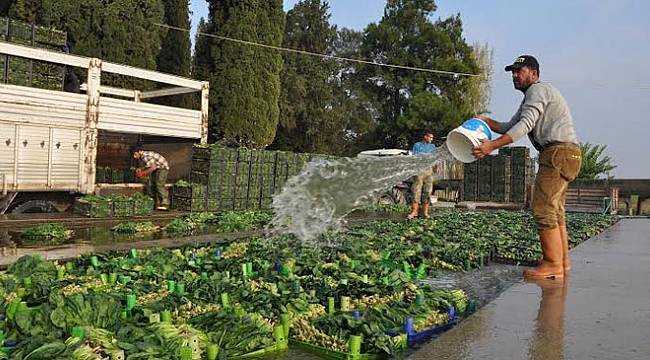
506,87 -> 546,142
495,114 -> 520,134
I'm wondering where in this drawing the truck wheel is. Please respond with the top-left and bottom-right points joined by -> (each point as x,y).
10,200 -> 56,214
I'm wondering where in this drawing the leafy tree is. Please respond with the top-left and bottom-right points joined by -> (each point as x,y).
356,0 -> 480,149
205,0 -> 285,147
577,143 -> 616,180
271,0 -> 343,154
156,0 -> 192,107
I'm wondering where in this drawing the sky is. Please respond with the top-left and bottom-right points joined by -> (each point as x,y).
189,0 -> 650,178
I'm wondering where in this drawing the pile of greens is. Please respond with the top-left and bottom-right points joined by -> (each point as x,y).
174,179 -> 191,188
0,210 -> 616,359
216,210 -> 272,233
20,223 -> 73,245
163,210 -> 272,235
74,194 -> 154,218
111,221 -> 159,234
164,212 -> 219,234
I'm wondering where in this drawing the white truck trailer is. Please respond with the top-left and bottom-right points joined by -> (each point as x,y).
0,40 -> 209,213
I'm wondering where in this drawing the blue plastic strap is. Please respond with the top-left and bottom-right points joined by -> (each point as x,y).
448,306 -> 456,322
404,317 -> 414,335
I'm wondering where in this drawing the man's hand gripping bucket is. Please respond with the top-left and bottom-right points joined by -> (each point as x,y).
446,118 -> 493,163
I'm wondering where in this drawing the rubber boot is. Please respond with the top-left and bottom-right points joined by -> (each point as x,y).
421,202 -> 430,219
524,227 -> 564,280
559,222 -> 570,272
407,202 -> 419,220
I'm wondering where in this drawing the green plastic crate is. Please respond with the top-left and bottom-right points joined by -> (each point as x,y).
289,340 -> 382,360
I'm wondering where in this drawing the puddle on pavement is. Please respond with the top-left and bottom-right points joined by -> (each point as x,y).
422,264 -> 525,306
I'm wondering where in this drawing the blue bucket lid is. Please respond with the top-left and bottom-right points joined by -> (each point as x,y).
461,118 -> 493,140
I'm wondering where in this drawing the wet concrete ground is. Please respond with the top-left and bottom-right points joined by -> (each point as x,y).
409,218 -> 650,360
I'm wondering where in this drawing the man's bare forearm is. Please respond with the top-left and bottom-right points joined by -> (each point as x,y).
491,134 -> 514,150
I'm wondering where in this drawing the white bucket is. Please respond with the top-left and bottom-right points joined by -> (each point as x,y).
446,118 -> 493,163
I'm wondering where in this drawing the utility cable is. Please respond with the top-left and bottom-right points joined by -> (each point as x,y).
155,23 -> 483,78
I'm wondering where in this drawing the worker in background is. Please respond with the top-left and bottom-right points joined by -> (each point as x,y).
133,149 -> 170,211
472,55 -> 581,280
408,131 -> 436,219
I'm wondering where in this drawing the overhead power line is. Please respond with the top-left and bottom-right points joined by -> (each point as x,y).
155,23 -> 482,78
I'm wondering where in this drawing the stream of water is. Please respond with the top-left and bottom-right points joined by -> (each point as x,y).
270,144 -> 455,245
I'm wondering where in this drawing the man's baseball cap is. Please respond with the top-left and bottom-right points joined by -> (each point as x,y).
504,55 -> 539,72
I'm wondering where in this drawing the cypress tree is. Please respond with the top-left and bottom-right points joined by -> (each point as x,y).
8,0 -> 41,23
192,17 -> 211,81
156,0 -> 192,107
96,0 -> 166,90
270,0 -> 342,154
206,0 -> 285,146
37,0 -> 165,90
1,1 -> 16,17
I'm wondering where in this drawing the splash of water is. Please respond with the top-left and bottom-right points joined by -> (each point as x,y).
270,144 -> 455,245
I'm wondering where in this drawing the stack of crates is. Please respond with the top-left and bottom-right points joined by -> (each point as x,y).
187,145 -> 237,212
462,161 -> 478,201
462,150 -> 529,203
95,166 -> 137,184
477,156 -> 493,201
257,150 -> 279,209
174,145 -> 338,212
0,17 -> 67,90
499,147 -> 534,203
172,183 -> 208,212
491,155 -> 511,202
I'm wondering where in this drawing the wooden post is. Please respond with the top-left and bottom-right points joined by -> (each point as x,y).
630,194 -> 639,216
84,58 -> 102,194
200,81 -> 210,144
47,128 -> 54,188
13,126 -> 19,190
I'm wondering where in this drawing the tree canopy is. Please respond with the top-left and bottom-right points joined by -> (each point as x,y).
355,0 -> 481,149
5,0 -> 491,154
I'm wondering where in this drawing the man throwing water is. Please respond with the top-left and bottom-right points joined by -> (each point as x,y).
472,55 -> 581,280
408,131 -> 437,219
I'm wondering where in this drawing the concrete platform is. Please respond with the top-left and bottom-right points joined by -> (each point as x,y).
409,218 -> 650,360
